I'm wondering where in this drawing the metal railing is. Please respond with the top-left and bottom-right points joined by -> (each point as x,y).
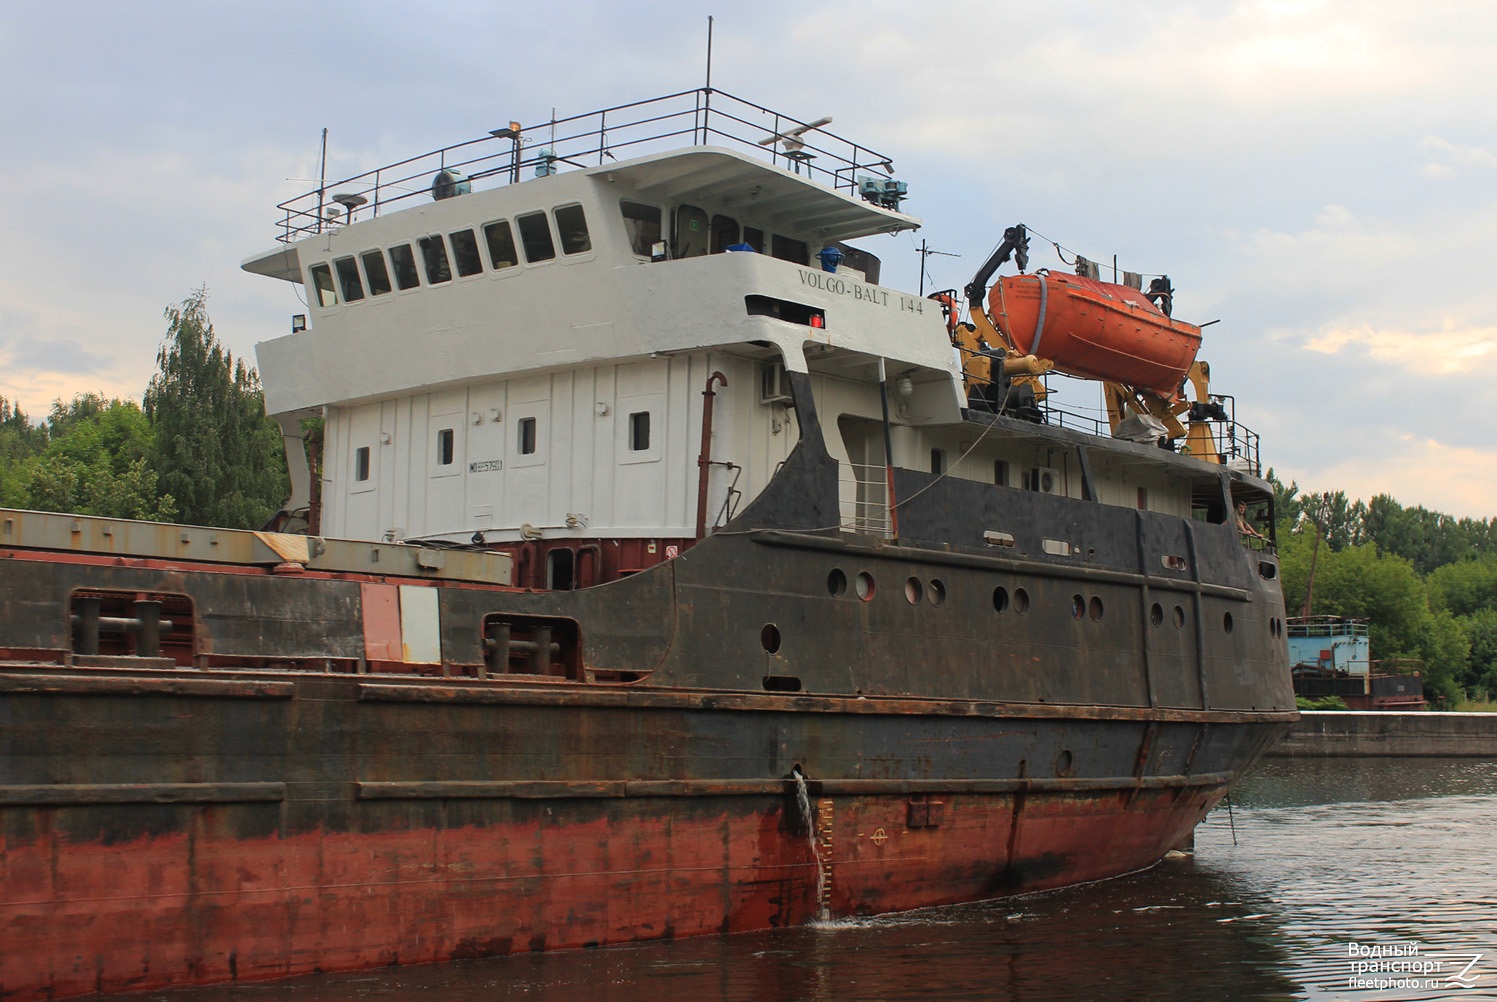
273,88 -> 900,244
839,462 -> 893,537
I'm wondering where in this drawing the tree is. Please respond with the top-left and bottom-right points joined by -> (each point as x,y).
142,289 -> 288,529
9,395 -> 176,521
1457,608 -> 1497,698
1426,557 -> 1497,618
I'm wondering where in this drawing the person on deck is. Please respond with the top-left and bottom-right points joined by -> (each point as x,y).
1236,500 -> 1266,542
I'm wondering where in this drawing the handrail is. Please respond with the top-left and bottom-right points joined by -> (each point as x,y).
273,88 -> 900,244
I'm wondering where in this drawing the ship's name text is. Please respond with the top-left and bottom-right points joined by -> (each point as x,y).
798,269 -> 925,314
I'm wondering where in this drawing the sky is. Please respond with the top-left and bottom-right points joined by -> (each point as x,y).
2,0 -> 1494,518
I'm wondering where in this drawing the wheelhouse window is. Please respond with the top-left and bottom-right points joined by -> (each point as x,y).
355,446 -> 371,482
450,229 -> 484,277
675,204 -> 708,258
484,220 -> 518,269
711,214 -> 740,253
628,411 -> 651,451
334,257 -> 364,302
554,204 -> 591,254
310,263 -> 337,307
389,244 -> 421,290
418,235 -> 452,284
437,428 -> 455,466
518,416 -> 538,455
517,212 -> 555,263
621,201 -> 661,256
361,250 -> 393,296
772,234 -> 810,265
743,226 -> 765,253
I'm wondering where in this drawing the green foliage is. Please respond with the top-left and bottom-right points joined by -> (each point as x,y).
7,395 -> 177,521
1426,557 -> 1497,617
1457,608 -> 1497,699
1296,695 -> 1351,711
142,289 -> 288,529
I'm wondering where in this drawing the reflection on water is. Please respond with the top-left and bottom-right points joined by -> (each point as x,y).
149,759 -> 1497,1002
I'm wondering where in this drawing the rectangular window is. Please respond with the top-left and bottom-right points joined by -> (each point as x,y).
484,220 -> 518,269
437,428 -> 455,466
389,244 -> 421,289
517,212 -> 555,262
1138,487 -> 1149,510
554,204 -> 592,254
628,411 -> 651,452
418,235 -> 452,284
931,449 -> 945,475
743,226 -> 765,253
518,416 -> 537,455
450,229 -> 483,277
334,257 -> 365,302
674,204 -> 708,258
994,460 -> 1010,487
771,234 -> 810,265
711,214 -> 740,253
620,201 -> 661,256
361,250 -> 392,296
355,446 -> 371,482
310,263 -> 337,307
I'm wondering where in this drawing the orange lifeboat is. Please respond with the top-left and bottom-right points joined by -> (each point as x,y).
988,272 -> 1202,401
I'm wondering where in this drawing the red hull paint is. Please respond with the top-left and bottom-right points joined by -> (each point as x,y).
989,273 -> 1202,398
1,789 -> 1215,1000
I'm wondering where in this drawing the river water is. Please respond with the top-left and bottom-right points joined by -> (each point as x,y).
147,757 -> 1497,1002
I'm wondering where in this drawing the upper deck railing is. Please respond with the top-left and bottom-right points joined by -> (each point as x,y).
274,88 -> 901,244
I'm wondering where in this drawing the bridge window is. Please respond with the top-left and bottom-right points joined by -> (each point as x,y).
450,229 -> 484,277
334,257 -> 365,302
743,226 -> 765,253
517,212 -> 556,262
711,214 -> 740,253
418,235 -> 452,284
310,263 -> 336,307
675,204 -> 709,258
554,204 -> 592,254
484,220 -> 518,269
771,234 -> 809,265
620,201 -> 661,256
362,250 -> 392,296
389,244 -> 421,290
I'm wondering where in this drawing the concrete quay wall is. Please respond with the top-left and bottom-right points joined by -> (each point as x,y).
1267,711 -> 1497,757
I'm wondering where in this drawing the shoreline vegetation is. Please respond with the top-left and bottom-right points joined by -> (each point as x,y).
3,291 -> 1495,705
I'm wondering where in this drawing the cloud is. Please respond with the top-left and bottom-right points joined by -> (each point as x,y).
1419,136 -> 1497,179
1302,323 -> 1497,374
1295,436 -> 1497,520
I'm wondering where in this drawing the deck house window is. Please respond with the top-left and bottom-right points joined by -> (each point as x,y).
310,263 -> 337,307
362,250 -> 392,296
437,428 -> 455,466
389,244 -> 421,290
484,221 -> 518,269
554,204 -> 591,255
931,449 -> 945,475
994,460 -> 1010,487
450,229 -> 484,277
628,411 -> 651,452
517,212 -> 555,263
518,417 -> 538,455
418,235 -> 452,284
744,226 -> 765,253
620,201 -> 661,256
334,257 -> 365,302
355,447 -> 371,482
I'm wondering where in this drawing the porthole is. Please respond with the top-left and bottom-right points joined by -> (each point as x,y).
1089,597 -> 1104,622
928,580 -> 946,607
827,568 -> 847,596
856,572 -> 875,602
761,624 -> 782,654
1151,603 -> 1164,627
1173,605 -> 1186,629
993,586 -> 1010,613
904,577 -> 923,605
1014,588 -> 1031,615
1054,749 -> 1075,777
1224,612 -> 1234,634
1071,594 -> 1085,620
